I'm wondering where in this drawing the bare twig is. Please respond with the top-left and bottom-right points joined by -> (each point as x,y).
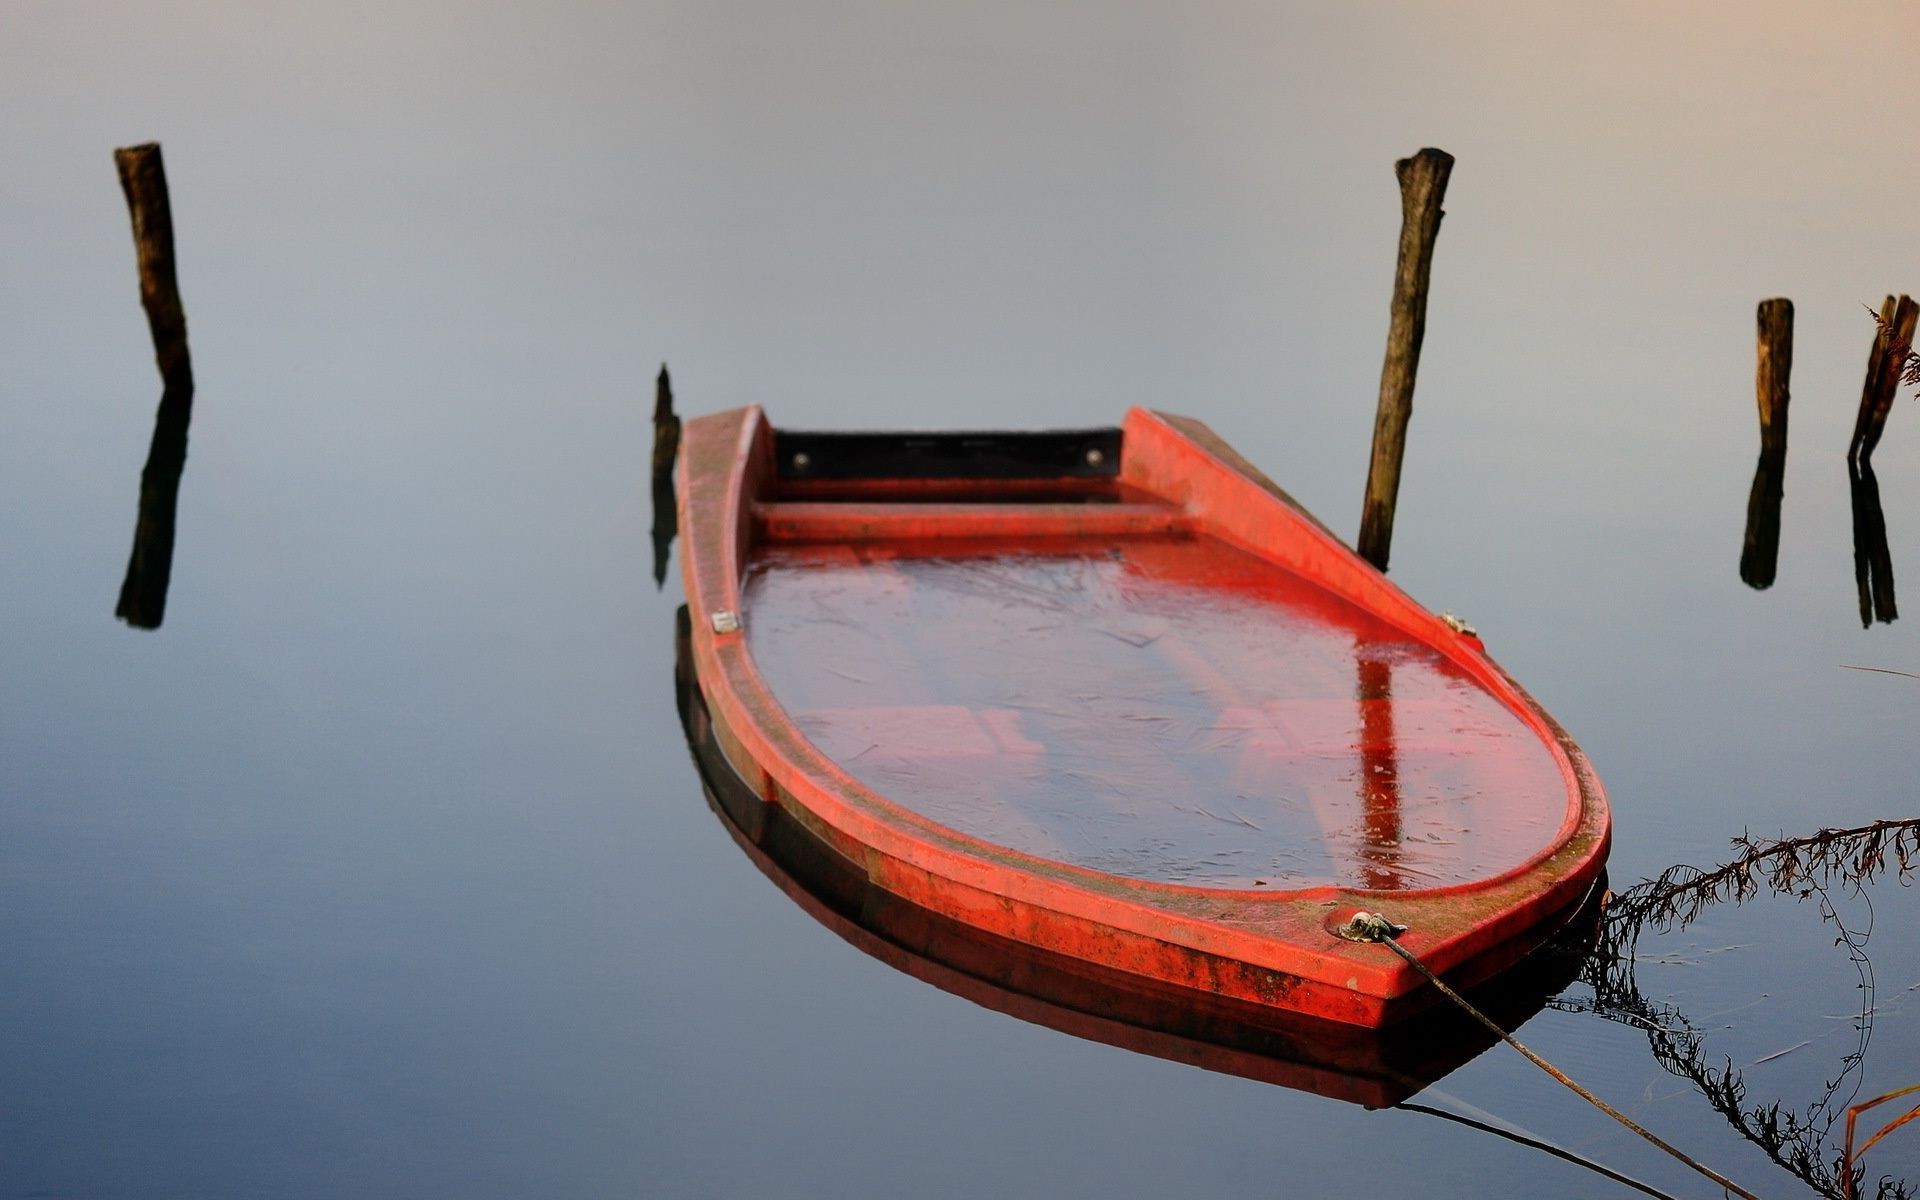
1840,665 -> 1920,681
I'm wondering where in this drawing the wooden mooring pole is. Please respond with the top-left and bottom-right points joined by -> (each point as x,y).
1358,148 -> 1453,572
1754,299 -> 1793,448
650,364 -> 681,588
1739,299 -> 1793,589
113,142 -> 195,629
1851,294 -> 1917,464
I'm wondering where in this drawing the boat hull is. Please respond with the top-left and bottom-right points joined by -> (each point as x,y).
675,611 -> 1603,1105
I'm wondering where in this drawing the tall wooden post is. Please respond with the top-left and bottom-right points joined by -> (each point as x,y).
1358,148 -> 1453,572
1740,299 -> 1793,589
113,142 -> 195,629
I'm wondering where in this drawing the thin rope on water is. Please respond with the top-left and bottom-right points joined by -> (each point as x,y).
1339,911 -> 1762,1200
1397,1101 -> 1681,1200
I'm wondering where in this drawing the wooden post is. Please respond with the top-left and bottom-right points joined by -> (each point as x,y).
1754,299 -> 1793,448
1740,300 -> 1793,589
113,142 -> 195,629
1851,294 -> 1917,464
650,364 -> 682,588
1358,148 -> 1453,572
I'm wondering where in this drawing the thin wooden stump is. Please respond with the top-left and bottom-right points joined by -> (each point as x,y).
1849,457 -> 1897,627
1740,299 -> 1793,589
113,142 -> 195,629
651,364 -> 682,588
1851,294 -> 1917,464
1358,148 -> 1453,572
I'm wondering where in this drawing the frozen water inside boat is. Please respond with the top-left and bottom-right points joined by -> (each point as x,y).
744,533 -> 1568,890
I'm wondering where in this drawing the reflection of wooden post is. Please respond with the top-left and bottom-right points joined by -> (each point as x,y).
1355,657 -> 1402,891
114,142 -> 195,629
1851,294 -> 1917,463
650,364 -> 682,588
1849,457 -> 1898,627
1358,148 -> 1453,573
1740,300 -> 1792,589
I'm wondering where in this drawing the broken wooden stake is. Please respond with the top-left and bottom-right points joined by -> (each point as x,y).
651,364 -> 682,589
113,142 -> 195,629
1740,299 -> 1793,589
1358,147 -> 1453,572
1851,294 -> 1917,464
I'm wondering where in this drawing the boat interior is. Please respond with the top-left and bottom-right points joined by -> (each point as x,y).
732,425 -> 1572,894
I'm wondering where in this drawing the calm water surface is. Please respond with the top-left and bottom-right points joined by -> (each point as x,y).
4,3 -> 1918,1196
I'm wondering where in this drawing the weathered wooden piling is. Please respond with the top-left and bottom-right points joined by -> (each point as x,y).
113,142 -> 195,629
650,364 -> 682,588
1851,294 -> 1917,463
1754,299 -> 1793,446
1358,148 -> 1453,573
1739,299 -> 1793,589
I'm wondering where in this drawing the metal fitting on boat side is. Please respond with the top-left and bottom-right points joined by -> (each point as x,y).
1335,911 -> 1408,943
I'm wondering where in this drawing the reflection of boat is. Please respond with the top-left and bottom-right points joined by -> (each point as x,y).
675,406 -> 1609,1027
676,609 -> 1602,1108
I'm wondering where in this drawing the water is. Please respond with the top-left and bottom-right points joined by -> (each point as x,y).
4,3 -> 1919,1195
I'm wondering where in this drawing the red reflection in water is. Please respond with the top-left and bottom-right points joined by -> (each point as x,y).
1356,656 -> 1403,892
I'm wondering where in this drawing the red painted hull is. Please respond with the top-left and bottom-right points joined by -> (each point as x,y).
676,615 -> 1602,1104
676,406 -> 1609,1028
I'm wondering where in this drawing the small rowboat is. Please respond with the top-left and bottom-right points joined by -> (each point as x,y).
677,613 -> 1602,1104
675,406 -> 1609,1028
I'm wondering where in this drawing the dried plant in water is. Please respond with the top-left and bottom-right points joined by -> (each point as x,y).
1558,819 -> 1920,1200
1869,305 -> 1920,399
1851,1086 -> 1920,1200
1605,819 -> 1920,938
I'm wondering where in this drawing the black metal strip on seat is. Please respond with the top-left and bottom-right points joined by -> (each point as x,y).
773,427 -> 1123,481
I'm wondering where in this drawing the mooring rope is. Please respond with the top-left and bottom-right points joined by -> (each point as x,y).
1397,1100 -> 1680,1200
1338,912 -> 1762,1200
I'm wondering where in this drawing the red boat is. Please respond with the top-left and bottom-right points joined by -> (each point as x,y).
675,405 -> 1609,1028
677,613 -> 1602,1105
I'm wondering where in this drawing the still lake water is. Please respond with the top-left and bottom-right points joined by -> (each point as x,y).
4,3 -> 1919,1196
